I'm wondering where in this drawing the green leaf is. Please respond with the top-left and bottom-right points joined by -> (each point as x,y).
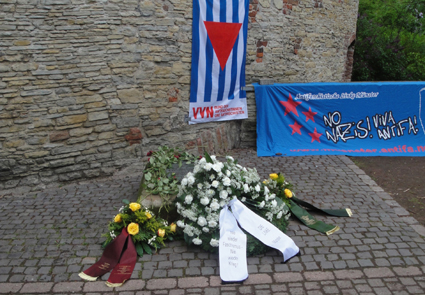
122,199 -> 130,205
149,157 -> 154,164
184,233 -> 193,245
144,172 -> 152,181
135,242 -> 144,257
204,151 -> 214,163
142,242 -> 152,255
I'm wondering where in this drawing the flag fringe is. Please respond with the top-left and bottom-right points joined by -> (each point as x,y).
106,280 -> 126,288
346,208 -> 353,217
78,272 -> 98,281
326,226 -> 340,235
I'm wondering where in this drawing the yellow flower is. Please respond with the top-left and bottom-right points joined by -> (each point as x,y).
145,212 -> 152,219
157,228 -> 165,237
129,202 -> 141,212
262,180 -> 268,184
114,214 -> 122,223
127,222 -> 139,235
284,189 -> 293,198
269,173 -> 278,180
170,223 -> 177,233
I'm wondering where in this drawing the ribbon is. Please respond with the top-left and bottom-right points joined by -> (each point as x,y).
291,197 -> 352,217
79,228 -> 137,287
219,205 -> 248,283
229,199 -> 299,262
218,199 -> 299,282
106,234 -> 137,287
79,228 -> 129,281
289,200 -> 340,235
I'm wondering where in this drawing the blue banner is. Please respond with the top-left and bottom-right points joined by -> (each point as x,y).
254,82 -> 425,156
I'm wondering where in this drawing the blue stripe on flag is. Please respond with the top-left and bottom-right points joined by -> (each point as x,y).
240,0 -> 248,99
189,0 -> 200,103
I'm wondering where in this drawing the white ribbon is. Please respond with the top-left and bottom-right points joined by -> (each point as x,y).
219,205 -> 248,282
229,199 -> 299,262
219,199 -> 299,282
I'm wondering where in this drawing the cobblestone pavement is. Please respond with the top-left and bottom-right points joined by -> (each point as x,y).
1,149 -> 425,294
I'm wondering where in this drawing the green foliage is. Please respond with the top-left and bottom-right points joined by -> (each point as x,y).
141,146 -> 199,208
353,0 -> 425,81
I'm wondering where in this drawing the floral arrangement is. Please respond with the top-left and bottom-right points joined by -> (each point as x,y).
175,153 -> 293,256
140,146 -> 199,207
103,199 -> 176,256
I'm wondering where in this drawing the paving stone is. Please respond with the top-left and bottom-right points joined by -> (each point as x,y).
1,149 -> 425,294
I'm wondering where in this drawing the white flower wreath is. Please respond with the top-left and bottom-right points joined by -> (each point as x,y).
175,154 -> 291,255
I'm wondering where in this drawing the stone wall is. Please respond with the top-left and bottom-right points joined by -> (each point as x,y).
0,0 -> 358,190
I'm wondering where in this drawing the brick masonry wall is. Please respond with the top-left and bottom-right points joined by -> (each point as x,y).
0,0 -> 358,190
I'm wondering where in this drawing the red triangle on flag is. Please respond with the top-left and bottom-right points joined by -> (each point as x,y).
204,21 -> 242,71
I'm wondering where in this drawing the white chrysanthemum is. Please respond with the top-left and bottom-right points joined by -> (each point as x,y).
181,178 -> 188,186
209,174 -> 215,181
271,200 -> 277,208
264,186 -> 269,194
183,226 -> 194,236
219,199 -> 226,207
269,193 -> 276,199
223,177 -> 231,186
193,238 -> 202,245
210,238 -> 219,247
206,189 -> 215,197
211,180 -> 219,188
197,216 -> 207,227
219,190 -> 228,199
205,163 -> 213,171
193,165 -> 200,174
226,170 -> 231,177
212,164 -> 221,172
255,184 -> 261,192
202,227 -> 209,233
185,195 -> 193,204
259,201 -> 265,208
188,176 -> 195,185
243,183 -> 250,193
241,197 -> 246,202
208,220 -> 218,227
226,156 -> 234,162
177,220 -> 185,228
210,200 -> 220,211
200,197 -> 210,206
199,157 -> 206,164
197,183 -> 203,190
277,211 -> 283,219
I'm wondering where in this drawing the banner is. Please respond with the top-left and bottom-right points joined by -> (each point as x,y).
189,0 -> 249,124
254,82 -> 425,156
